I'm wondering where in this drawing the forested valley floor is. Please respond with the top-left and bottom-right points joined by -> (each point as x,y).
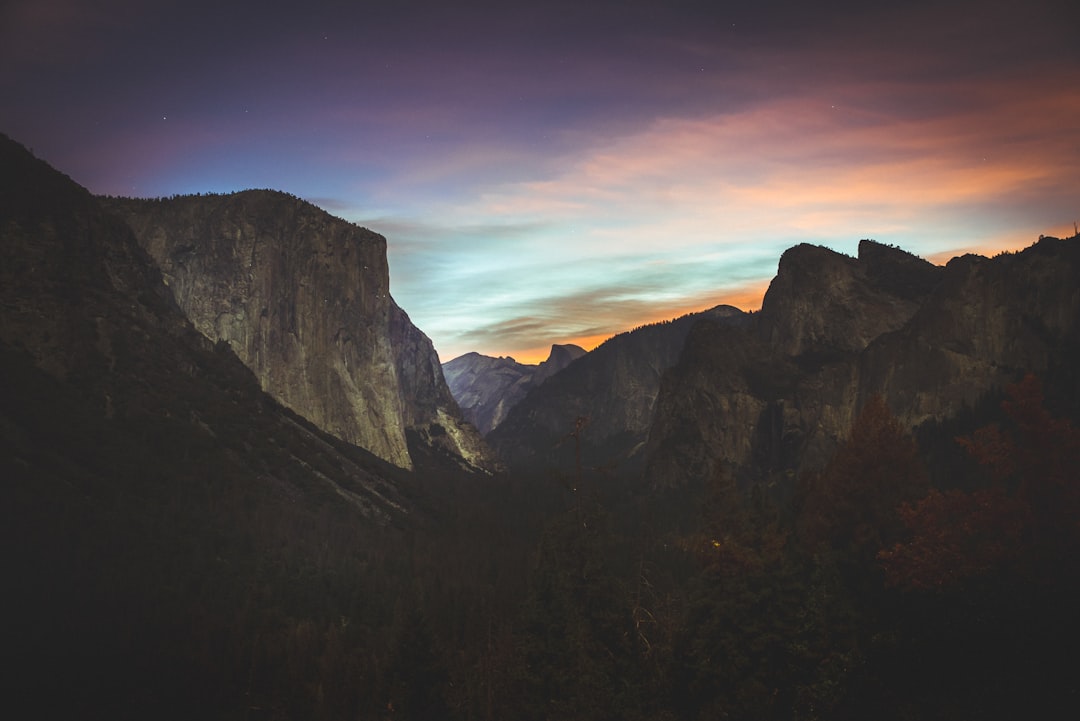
5,370 -> 1079,721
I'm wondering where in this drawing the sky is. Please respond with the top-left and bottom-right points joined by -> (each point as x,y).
3,0 -> 1079,364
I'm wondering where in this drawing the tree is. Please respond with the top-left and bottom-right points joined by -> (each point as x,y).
668,466 -> 805,721
879,373 -> 1080,590
791,396 -> 930,719
385,597 -> 450,721
798,395 -> 929,563
513,498 -> 642,721
871,374 -> 1080,719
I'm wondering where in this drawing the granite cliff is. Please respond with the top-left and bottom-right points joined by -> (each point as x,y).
644,238 -> 1080,487
442,343 -> 586,435
757,241 -> 942,358
0,133 -> 409,521
104,193 -> 495,472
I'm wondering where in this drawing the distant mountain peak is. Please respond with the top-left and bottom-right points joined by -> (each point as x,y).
443,342 -> 587,435
535,343 -> 586,381
487,305 -> 750,469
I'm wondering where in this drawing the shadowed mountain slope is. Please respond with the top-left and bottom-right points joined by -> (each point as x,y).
480,235 -> 1078,490
487,305 -> 751,472
0,132 -> 440,716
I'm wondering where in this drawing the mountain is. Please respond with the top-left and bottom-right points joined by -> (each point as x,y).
644,237 -> 1080,487
0,133 -> 410,517
443,343 -> 586,434
645,240 -> 943,486
5,130 -> 1076,718
486,306 -> 751,472
0,133 -> 436,715
102,192 -> 495,473
481,236 -> 1079,489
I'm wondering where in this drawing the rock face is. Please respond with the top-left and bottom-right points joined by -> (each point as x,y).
0,133 -> 408,521
443,343 -> 586,435
487,306 -> 750,470
757,241 -> 942,358
644,238 -> 1080,487
858,243 -> 1080,425
104,193 -> 495,472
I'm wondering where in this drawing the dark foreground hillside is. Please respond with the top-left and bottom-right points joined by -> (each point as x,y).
3,133 -> 1079,719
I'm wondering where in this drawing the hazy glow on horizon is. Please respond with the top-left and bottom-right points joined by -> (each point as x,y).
3,0 -> 1078,364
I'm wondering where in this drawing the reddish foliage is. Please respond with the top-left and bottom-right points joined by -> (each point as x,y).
955,425 -> 1014,482
798,395 -> 928,560
879,374 -> 1080,590
878,487 -> 1030,590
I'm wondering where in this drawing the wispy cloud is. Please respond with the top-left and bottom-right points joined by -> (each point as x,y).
385,69 -> 1079,361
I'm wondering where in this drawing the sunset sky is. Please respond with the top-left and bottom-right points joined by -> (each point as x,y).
3,0 -> 1078,363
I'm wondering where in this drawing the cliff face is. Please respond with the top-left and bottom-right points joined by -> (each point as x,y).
616,241 -> 946,486
443,343 -> 586,435
104,193 -> 495,472
757,240 -> 942,357
645,238 -> 1080,488
859,242 -> 1080,426
487,306 -> 750,470
0,133 -> 408,521
533,343 -> 588,385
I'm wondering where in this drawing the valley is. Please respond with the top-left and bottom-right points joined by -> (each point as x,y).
3,131 -> 1079,720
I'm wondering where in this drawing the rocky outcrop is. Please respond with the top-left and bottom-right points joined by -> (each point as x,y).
487,306 -> 750,470
644,237 -> 1080,488
443,343 -> 586,435
757,240 -> 942,358
103,192 -> 495,472
533,343 -> 588,385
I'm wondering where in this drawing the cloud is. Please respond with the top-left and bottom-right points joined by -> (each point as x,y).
9,0 -> 1076,366
391,64 -> 1079,361
407,237 -> 781,362
457,73 -> 1079,245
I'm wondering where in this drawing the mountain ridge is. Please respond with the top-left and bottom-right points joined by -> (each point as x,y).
475,235 -> 1079,491
646,235 -> 1080,487
5,130 -> 1078,719
487,304 -> 752,471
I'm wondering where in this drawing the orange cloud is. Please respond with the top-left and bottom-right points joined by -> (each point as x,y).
496,280 -> 771,366
462,75 -> 1079,248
